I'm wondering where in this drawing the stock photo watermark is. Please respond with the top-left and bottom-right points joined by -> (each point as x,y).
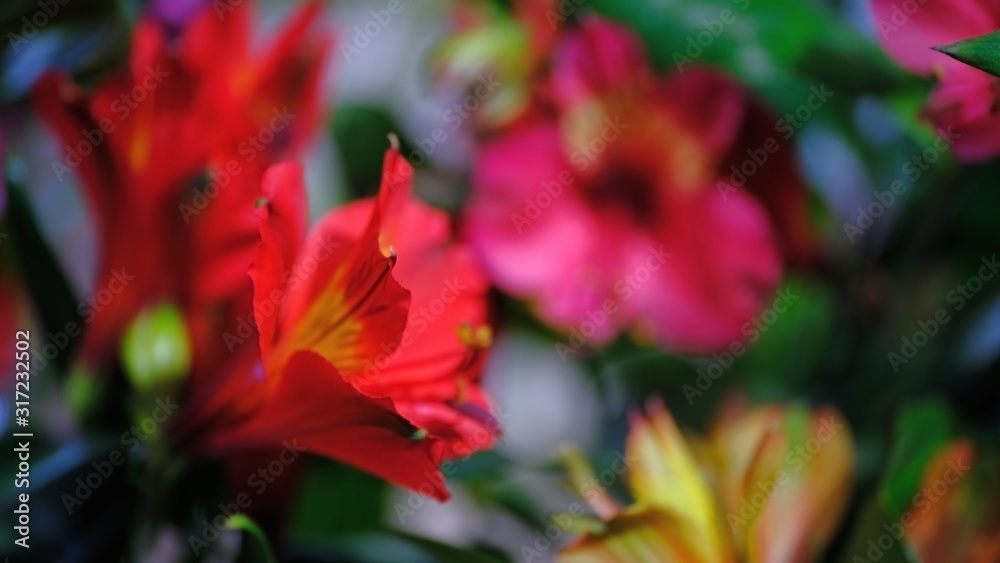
339,0 -> 415,63
851,455 -> 969,562
51,65 -> 171,182
511,115 -> 628,233
682,286 -> 800,404
673,0 -> 752,71
405,74 -> 502,168
887,254 -> 998,372
7,0 -> 72,53
725,416 -> 843,532
178,106 -> 297,223
223,234 -> 342,352
717,84 -> 833,201
61,396 -> 179,514
544,0 -> 587,28
33,268 -> 135,372
393,405 -> 511,522
555,245 -> 672,362
874,0 -> 930,40
843,127 -> 958,243
519,450 -> 639,562
188,439 -> 306,555
357,276 -> 475,384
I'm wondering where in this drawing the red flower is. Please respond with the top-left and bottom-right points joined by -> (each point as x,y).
293,161 -> 496,459
464,18 -> 814,354
32,0 -> 329,373
180,146 -> 495,499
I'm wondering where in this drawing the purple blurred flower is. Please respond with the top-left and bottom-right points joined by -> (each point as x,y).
148,0 -> 210,28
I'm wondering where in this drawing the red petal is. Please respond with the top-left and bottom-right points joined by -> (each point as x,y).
203,350 -> 450,501
283,150 -> 496,457
724,97 -> 818,268
264,147 -> 413,379
32,73 -> 123,243
249,162 -> 308,362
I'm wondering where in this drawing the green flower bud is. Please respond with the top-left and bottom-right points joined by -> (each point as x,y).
120,303 -> 191,393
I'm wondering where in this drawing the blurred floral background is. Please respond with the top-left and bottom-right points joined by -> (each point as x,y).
1,0 -> 1000,561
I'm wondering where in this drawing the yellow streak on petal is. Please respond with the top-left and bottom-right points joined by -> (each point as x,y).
268,251 -> 395,378
559,506 -> 719,563
130,127 -> 151,173
231,65 -> 257,101
626,401 -> 730,562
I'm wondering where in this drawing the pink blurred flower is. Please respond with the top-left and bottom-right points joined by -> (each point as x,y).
871,0 -> 1000,161
464,18 -> 814,354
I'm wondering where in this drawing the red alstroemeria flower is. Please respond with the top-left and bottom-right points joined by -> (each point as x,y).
465,17 -> 814,354
870,0 -> 1000,161
32,0 -> 328,374
180,146 -> 495,499
292,159 -> 496,459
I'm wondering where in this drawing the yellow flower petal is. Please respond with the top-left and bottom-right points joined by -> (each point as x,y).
736,406 -> 855,563
625,400 -> 731,562
558,506 -> 714,563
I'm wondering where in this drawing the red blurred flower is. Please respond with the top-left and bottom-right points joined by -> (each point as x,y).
0,277 -> 32,392
32,0 -> 329,373
464,18 -> 814,354
179,146 -> 495,500
871,0 -> 1000,161
35,0 -> 494,507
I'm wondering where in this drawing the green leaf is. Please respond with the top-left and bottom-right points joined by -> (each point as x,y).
935,30 -> 1000,78
323,530 -> 512,563
589,0 -> 906,111
388,531 -> 512,563
331,106 -> 405,199
4,183 -> 80,374
739,277 -> 836,400
289,459 -> 385,541
837,498 -> 917,563
878,399 -> 957,519
227,514 -> 279,563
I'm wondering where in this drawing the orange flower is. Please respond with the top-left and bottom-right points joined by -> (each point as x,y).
898,440 -> 1000,562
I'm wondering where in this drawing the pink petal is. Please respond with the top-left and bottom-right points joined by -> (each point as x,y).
870,0 -> 998,74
